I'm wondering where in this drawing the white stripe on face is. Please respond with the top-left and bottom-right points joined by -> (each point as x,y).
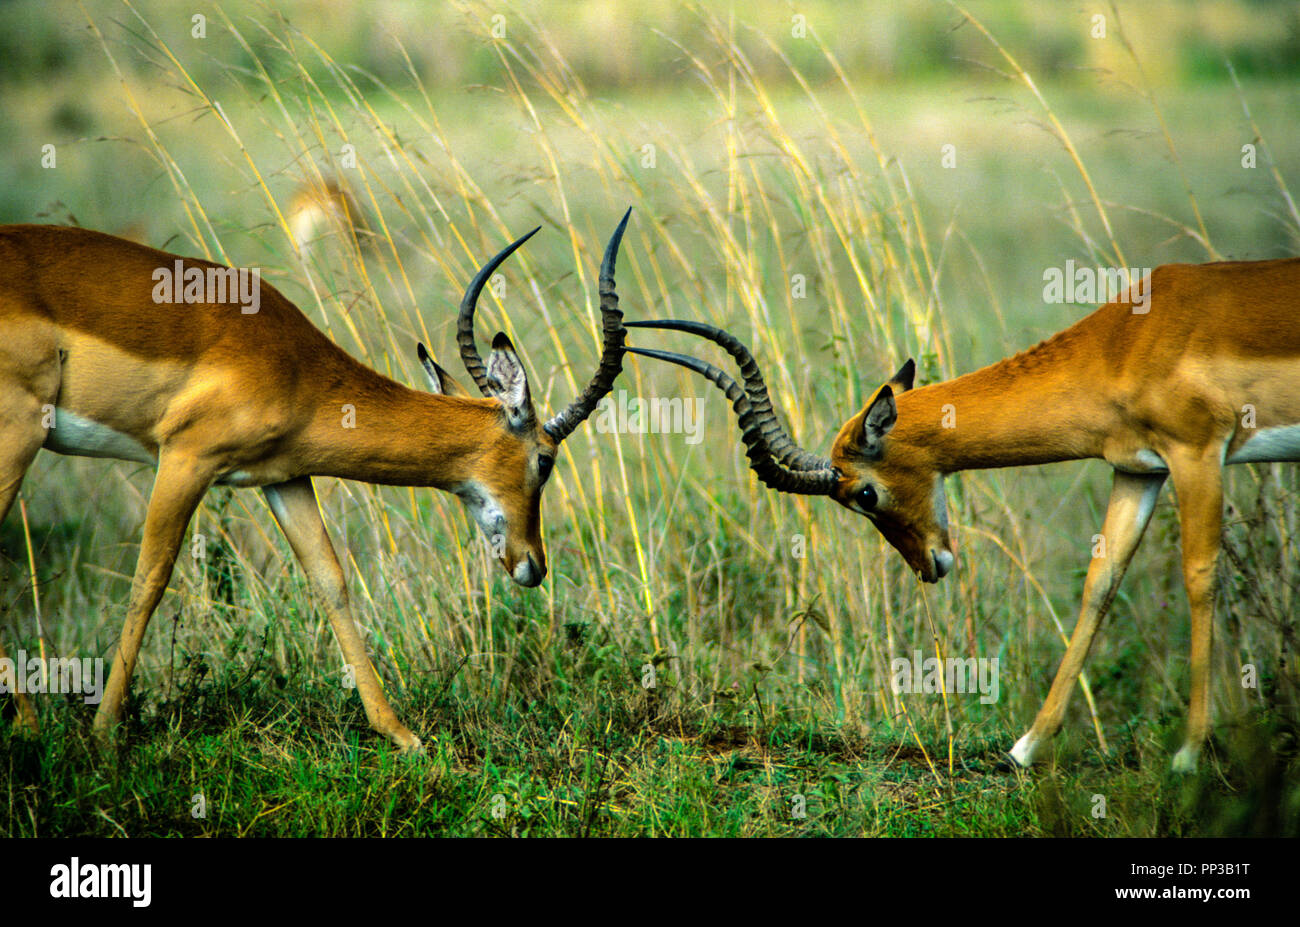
932,475 -> 950,535
451,480 -> 507,540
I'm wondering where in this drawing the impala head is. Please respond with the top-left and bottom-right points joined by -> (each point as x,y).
625,321 -> 953,583
826,359 -> 953,582
420,209 -> 631,587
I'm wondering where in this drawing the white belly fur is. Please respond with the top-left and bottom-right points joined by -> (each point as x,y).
1118,425 -> 1300,475
42,408 -> 272,486
42,408 -> 156,464
1226,425 -> 1300,464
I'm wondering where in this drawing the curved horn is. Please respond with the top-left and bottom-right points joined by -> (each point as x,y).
625,319 -> 830,472
458,226 -> 541,396
542,207 -> 632,442
625,346 -> 838,496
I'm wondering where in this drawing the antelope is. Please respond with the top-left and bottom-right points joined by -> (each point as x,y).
627,256 -> 1300,772
0,208 -> 631,752
288,176 -> 370,254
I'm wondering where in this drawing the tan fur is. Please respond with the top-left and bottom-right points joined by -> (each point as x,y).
288,177 -> 369,251
0,224 -> 565,752
830,258 -> 1300,770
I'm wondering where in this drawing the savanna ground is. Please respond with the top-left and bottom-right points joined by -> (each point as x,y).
0,0 -> 1298,836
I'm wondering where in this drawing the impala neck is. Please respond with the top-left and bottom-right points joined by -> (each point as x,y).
301,362 -> 502,487
893,325 -> 1114,474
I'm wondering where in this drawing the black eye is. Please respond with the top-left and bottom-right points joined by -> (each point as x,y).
857,485 -> 877,511
537,455 -> 554,485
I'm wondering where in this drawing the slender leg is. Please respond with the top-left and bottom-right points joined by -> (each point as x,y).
0,637 -> 37,734
94,452 -> 213,742
1011,470 -> 1166,766
263,477 -> 421,753
0,397 -> 59,735
1167,453 -> 1223,774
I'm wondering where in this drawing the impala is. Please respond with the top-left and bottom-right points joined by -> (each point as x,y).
0,208 -> 631,752
288,176 -> 370,253
627,255 -> 1300,772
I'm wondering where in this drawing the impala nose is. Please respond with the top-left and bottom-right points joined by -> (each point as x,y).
512,553 -> 545,587
932,549 -> 954,580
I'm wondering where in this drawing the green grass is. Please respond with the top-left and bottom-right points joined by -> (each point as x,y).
6,655 -> 1297,836
1,0 -> 1299,836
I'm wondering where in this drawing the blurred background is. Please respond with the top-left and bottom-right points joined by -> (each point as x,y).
1,0 -> 1297,834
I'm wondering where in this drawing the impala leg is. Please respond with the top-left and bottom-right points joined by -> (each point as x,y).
1010,470 -> 1166,767
1167,454 -> 1223,774
0,397 -> 61,735
263,477 -> 421,753
94,453 -> 212,744
0,636 -> 37,734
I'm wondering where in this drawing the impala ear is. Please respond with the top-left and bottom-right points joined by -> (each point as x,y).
485,332 -> 535,431
417,343 -> 473,398
890,358 -> 916,393
852,383 -> 897,459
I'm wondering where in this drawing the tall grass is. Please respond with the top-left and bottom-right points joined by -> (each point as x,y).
2,0 -> 1297,833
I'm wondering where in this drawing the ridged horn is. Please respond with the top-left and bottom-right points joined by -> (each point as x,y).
625,319 -> 831,472
458,226 -> 541,396
542,207 -> 632,442
625,346 -> 838,496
